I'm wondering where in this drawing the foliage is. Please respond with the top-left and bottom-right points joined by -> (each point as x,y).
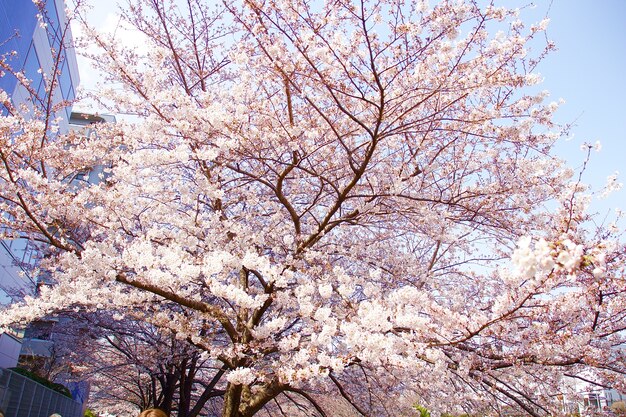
415,404 -> 477,417
612,401 -> 626,416
415,404 -> 431,417
1,0 -> 624,416
9,367 -> 72,398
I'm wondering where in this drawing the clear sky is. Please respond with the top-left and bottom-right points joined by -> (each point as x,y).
530,0 -> 626,223
75,0 -> 626,223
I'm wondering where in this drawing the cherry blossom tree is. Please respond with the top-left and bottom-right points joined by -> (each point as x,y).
1,0 -> 624,416
52,314 -> 225,416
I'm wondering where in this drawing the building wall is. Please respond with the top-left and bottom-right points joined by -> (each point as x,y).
0,0 -> 80,126
1,0 -> 80,379
0,0 -> 80,305
0,0 -> 38,97
0,333 -> 22,369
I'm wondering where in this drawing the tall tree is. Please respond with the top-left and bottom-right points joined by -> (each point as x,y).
1,0 -> 624,416
52,314 -> 225,416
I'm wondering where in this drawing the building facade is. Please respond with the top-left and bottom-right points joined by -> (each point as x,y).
0,0 -> 80,124
0,0 -> 80,367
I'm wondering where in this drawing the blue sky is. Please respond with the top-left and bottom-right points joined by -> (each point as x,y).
531,0 -> 626,222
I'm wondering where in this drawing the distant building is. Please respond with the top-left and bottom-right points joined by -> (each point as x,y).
561,371 -> 626,415
0,0 -> 80,126
0,0 -> 80,367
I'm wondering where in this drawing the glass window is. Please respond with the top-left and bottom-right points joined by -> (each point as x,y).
23,42 -> 43,98
584,393 -> 601,410
45,0 -> 62,51
59,57 -> 74,100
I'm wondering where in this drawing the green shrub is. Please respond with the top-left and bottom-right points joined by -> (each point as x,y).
414,405 -> 431,417
414,404 -> 476,417
611,401 -> 626,416
8,367 -> 72,398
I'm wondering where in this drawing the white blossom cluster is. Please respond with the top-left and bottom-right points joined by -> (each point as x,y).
0,0 -> 624,415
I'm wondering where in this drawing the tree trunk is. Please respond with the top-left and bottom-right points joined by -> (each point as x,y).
217,379 -> 287,417
222,383 -> 244,417
156,369 -> 179,414
178,360 -> 195,417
